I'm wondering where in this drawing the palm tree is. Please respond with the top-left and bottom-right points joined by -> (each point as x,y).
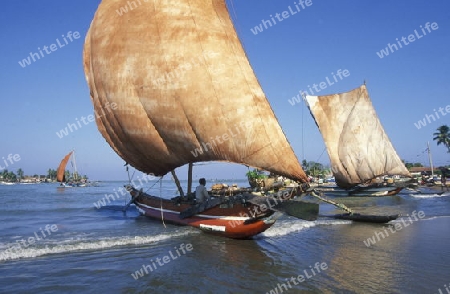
17,168 -> 24,182
433,125 -> 450,153
7,171 -> 17,182
1,169 -> 8,181
47,168 -> 57,181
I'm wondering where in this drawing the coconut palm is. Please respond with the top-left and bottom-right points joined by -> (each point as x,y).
16,168 -> 24,182
433,125 -> 450,153
47,168 -> 57,181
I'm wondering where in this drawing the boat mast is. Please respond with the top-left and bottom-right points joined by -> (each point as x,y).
170,170 -> 184,197
72,150 -> 78,181
187,163 -> 193,195
427,142 -> 434,178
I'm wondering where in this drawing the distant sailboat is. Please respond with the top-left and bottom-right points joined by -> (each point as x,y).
82,0 -> 324,239
56,150 -> 85,187
304,84 -> 411,196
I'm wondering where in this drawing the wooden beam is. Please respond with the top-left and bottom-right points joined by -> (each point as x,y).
171,170 -> 184,197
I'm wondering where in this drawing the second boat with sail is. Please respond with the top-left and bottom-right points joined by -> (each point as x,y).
304,84 -> 412,196
56,150 -> 87,187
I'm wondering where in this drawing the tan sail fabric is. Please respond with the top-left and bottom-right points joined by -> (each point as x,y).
83,0 -> 307,182
305,85 -> 410,189
57,151 -> 73,182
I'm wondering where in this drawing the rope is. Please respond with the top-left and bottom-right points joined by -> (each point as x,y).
159,175 -> 166,228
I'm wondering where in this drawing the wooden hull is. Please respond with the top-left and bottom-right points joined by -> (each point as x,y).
130,188 -> 280,239
316,185 -> 403,197
333,213 -> 399,223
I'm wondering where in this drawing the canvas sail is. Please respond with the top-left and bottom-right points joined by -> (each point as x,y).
305,84 -> 411,189
83,0 -> 307,182
57,151 -> 73,182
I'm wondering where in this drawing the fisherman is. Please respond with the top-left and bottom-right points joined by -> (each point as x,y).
195,178 -> 210,204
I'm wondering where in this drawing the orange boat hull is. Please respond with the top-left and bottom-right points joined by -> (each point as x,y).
132,190 -> 278,239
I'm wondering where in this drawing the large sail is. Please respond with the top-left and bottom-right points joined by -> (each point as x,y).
305,85 -> 410,189
83,0 -> 307,182
57,151 -> 73,183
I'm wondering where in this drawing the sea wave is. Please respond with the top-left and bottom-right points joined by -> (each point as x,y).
261,218 -> 351,238
409,192 -> 450,199
0,231 -> 192,262
420,215 -> 450,221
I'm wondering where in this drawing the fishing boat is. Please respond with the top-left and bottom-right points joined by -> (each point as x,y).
56,150 -> 86,187
0,181 -> 16,185
315,184 -> 404,197
304,84 -> 412,197
82,0 -> 325,239
83,1 -> 400,238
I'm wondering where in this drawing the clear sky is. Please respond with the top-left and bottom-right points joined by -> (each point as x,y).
0,0 -> 449,181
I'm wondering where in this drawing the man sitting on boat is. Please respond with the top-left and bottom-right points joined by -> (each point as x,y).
195,178 -> 210,204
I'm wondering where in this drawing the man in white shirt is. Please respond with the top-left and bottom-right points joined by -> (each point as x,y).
195,178 -> 210,203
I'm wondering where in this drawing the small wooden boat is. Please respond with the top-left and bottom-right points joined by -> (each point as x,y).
128,186 -> 318,239
83,0 -> 320,239
315,184 -> 403,197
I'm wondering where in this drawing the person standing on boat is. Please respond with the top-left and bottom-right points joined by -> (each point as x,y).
195,178 -> 210,204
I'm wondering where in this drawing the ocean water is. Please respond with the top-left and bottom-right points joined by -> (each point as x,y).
0,180 -> 449,294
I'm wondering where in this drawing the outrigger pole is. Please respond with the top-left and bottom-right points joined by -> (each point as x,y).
308,189 -> 399,223
309,190 -> 353,214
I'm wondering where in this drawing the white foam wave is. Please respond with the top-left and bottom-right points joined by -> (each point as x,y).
315,219 -> 352,226
409,192 -> 450,198
262,218 -> 351,237
0,231 -> 191,262
263,220 -> 316,237
421,215 -> 450,221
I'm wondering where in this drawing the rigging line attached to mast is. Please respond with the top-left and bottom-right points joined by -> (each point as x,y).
143,175 -> 162,195
125,164 -> 137,185
315,147 -> 327,166
160,175 -> 166,228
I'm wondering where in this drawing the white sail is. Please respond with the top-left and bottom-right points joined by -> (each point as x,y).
305,84 -> 411,189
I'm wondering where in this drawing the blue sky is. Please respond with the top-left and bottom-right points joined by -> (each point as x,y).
0,0 -> 449,181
